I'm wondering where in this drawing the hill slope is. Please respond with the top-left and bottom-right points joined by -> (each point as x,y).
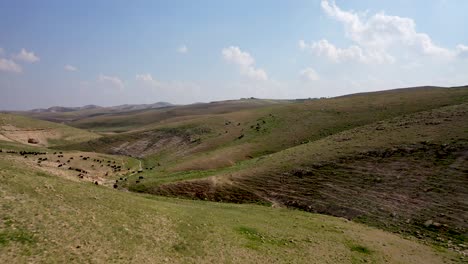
63,86 -> 468,172
0,150 -> 459,263
0,113 -> 100,147
1,86 -> 467,262
16,99 -> 287,132
148,102 -> 468,252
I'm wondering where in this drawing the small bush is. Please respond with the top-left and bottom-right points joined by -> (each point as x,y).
350,245 -> 371,254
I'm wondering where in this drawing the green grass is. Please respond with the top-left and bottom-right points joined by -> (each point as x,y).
0,140 -> 49,152
350,245 -> 372,254
125,157 -> 261,191
0,153 -> 459,263
0,229 -> 37,246
235,226 -> 290,250
1,87 -> 467,263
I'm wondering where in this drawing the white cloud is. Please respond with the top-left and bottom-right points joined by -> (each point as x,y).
0,58 -> 22,73
222,46 -> 255,66
14,48 -> 40,63
299,40 -> 307,50
300,39 -> 394,64
456,44 -> 468,58
136,73 -> 153,81
300,67 -> 320,81
136,73 -> 160,87
244,67 -> 268,81
177,45 -> 188,54
301,1 -> 466,64
222,46 -> 268,81
98,74 -> 124,90
64,64 -> 78,72
320,0 -> 452,57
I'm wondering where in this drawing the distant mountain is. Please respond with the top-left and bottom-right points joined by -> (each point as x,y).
108,102 -> 173,111
80,104 -> 103,110
28,102 -> 172,113
30,105 -> 102,113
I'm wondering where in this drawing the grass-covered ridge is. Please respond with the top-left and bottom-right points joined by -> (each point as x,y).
59,86 -> 468,173
0,156 -> 459,263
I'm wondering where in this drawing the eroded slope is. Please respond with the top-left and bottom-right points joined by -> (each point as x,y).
150,103 -> 468,252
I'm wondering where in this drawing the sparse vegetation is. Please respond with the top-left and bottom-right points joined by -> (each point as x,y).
350,245 -> 372,254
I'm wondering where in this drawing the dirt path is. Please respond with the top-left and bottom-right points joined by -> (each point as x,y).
128,159 -> 143,176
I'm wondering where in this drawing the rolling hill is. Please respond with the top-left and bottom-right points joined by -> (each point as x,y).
0,143 -> 459,263
54,85 -> 467,253
1,85 -> 467,262
147,102 -> 467,251
61,86 -> 467,171
12,102 -> 174,126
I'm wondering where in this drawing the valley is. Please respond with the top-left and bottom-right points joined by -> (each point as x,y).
1,86 -> 467,263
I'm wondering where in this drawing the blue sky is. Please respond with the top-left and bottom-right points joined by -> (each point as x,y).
1,0 -> 467,110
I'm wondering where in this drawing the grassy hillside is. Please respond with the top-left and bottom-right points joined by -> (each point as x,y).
0,113 -> 100,147
0,151 -> 460,263
62,86 -> 468,173
12,102 -> 172,125
1,86 -> 468,262
146,102 -> 468,253
0,138 -> 141,184
20,98 -> 292,133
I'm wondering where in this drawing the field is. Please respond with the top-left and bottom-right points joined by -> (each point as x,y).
1,86 -> 467,262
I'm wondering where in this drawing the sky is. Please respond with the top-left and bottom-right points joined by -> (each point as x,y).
1,0 -> 467,110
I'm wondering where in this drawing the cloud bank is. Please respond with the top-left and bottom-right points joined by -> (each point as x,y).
300,0 -> 466,64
